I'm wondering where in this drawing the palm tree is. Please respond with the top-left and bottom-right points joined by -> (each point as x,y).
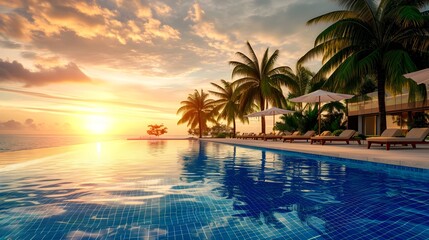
230,42 -> 292,133
300,0 -> 429,133
282,64 -> 318,111
177,89 -> 217,138
209,79 -> 253,137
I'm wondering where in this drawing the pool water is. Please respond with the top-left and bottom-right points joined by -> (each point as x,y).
0,140 -> 428,239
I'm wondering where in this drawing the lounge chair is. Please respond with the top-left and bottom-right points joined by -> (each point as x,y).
367,128 -> 429,150
264,131 -> 292,141
379,128 -> 403,137
236,133 -> 245,139
282,130 -> 316,143
254,133 -> 266,140
318,131 -> 332,137
310,129 -> 361,145
241,133 -> 256,139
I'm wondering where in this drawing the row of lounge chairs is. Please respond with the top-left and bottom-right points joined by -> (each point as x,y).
237,130 -> 356,143
236,128 -> 429,151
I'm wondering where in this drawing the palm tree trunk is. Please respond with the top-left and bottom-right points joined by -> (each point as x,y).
377,70 -> 387,134
232,117 -> 236,138
198,112 -> 202,138
260,95 -> 266,134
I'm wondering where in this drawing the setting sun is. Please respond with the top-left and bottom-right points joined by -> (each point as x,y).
85,115 -> 110,134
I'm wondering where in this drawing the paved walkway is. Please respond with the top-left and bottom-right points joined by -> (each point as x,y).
201,138 -> 429,169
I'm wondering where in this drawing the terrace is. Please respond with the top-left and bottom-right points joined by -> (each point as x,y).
348,90 -> 429,116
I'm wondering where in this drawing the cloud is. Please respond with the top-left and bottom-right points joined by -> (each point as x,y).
0,59 -> 91,87
186,2 -> 238,52
0,40 -> 21,49
150,2 -> 173,17
0,0 -> 337,85
0,118 -> 38,130
24,118 -> 37,129
0,12 -> 32,41
0,0 -> 181,44
0,120 -> 23,130
20,52 -> 66,68
186,2 -> 205,22
143,18 -> 181,41
0,87 -> 174,112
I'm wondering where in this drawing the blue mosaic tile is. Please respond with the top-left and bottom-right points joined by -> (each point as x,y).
0,140 -> 428,239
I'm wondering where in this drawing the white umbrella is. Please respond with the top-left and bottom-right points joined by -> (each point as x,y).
246,107 -> 294,132
289,90 -> 354,134
404,68 -> 429,86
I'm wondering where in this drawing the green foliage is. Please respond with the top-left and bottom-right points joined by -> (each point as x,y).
214,132 -> 228,138
147,124 -> 168,137
209,80 -> 253,137
177,89 -> 217,138
321,112 -> 346,132
230,41 -> 291,133
276,113 -> 300,132
275,106 -> 319,133
359,77 -> 377,95
356,133 -> 367,140
188,128 -> 210,137
277,103 -> 349,133
298,105 -> 319,133
300,0 -> 429,132
409,112 -> 429,128
284,64 -> 318,111
210,124 -> 232,138
332,129 -> 343,136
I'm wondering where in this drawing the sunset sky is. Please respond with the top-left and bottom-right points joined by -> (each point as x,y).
0,0 -> 337,136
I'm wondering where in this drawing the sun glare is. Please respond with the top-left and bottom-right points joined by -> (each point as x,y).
86,115 -> 110,134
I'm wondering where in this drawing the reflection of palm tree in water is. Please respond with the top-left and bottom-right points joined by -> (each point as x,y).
221,149 -> 297,228
220,148 -> 350,231
232,167 -> 293,228
147,140 -> 167,155
222,146 -> 237,199
179,141 -> 221,183
180,141 -> 207,183
180,142 -> 355,234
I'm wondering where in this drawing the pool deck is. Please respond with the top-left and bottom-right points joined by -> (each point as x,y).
201,138 -> 429,169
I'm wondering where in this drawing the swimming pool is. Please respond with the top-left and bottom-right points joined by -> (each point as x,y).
0,140 -> 428,239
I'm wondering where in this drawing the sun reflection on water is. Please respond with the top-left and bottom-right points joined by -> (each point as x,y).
96,142 -> 102,159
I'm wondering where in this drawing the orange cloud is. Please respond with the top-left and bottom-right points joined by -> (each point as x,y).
186,2 -> 205,22
150,2 -> 173,16
0,0 -> 180,45
0,87 -> 174,112
0,60 -> 91,87
0,13 -> 32,41
144,18 -> 181,41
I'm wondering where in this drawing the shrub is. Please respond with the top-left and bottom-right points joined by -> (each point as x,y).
332,129 -> 343,136
147,124 -> 168,137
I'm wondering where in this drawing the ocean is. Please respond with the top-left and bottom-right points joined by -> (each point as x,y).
0,134 -> 192,152
0,134 -> 124,152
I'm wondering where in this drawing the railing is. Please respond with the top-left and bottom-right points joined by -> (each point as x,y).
348,90 -> 429,116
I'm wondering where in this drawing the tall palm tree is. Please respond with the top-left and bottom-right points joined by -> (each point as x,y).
177,89 -> 217,138
282,64 -> 318,111
209,79 -> 253,137
300,0 -> 429,133
230,41 -> 292,133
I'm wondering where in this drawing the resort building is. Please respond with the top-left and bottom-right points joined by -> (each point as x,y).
348,89 -> 429,135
